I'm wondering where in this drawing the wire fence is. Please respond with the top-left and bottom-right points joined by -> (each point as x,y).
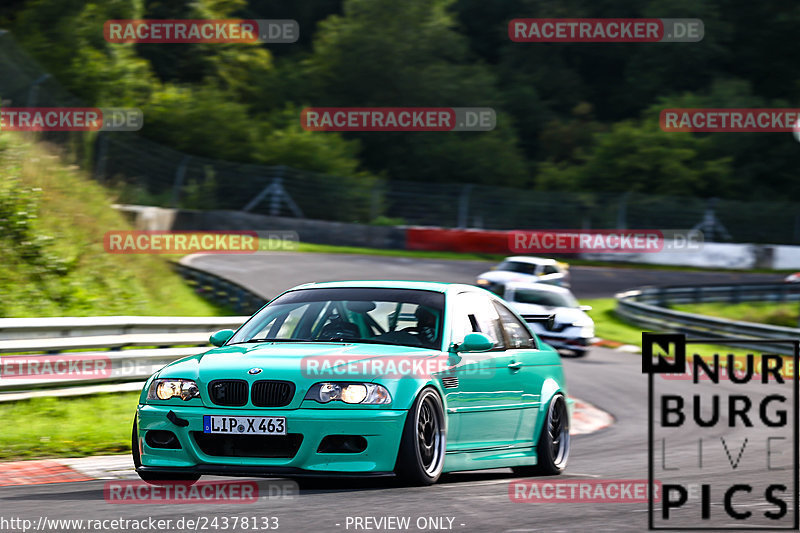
2,30 -> 800,243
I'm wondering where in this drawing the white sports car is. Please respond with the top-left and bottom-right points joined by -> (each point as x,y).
502,282 -> 593,357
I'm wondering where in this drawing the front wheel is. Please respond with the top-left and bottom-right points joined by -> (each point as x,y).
132,418 -> 200,485
394,388 -> 446,485
513,394 -> 570,476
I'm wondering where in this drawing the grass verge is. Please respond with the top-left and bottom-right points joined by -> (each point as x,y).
0,392 -> 139,460
583,298 -> 753,358
670,301 -> 799,328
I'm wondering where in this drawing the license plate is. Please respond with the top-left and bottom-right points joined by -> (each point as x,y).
203,415 -> 286,435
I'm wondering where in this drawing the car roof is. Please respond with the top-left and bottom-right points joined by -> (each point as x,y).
286,280 -> 478,294
501,255 -> 558,266
504,281 -> 573,294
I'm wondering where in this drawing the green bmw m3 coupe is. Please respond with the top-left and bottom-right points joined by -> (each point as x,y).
133,280 -> 571,485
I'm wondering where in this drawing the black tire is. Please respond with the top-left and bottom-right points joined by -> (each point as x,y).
559,348 -> 588,358
512,394 -> 569,476
132,418 -> 200,485
394,388 -> 446,485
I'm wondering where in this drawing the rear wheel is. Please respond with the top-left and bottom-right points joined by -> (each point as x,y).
512,394 -> 569,476
394,388 -> 446,485
132,418 -> 200,485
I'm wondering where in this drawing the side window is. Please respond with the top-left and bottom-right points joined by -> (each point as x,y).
452,293 -> 506,350
543,265 -> 559,275
493,301 -> 535,349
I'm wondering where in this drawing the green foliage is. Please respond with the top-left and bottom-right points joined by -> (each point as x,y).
0,133 -> 227,317
299,0 -> 528,184
671,302 -> 799,328
254,105 -> 367,177
0,393 -> 140,459
5,0 -> 800,205
142,85 -> 257,162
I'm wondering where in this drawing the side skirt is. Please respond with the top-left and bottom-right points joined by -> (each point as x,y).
442,445 -> 537,473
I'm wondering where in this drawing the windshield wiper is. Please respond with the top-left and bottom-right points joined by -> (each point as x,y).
227,338 -> 319,345
228,338 -> 430,348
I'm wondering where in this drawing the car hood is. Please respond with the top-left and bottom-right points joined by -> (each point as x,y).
478,270 -> 537,283
158,341 -> 444,384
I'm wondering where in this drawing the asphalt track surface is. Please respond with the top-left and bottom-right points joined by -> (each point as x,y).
0,254 -> 791,532
183,251 -> 784,300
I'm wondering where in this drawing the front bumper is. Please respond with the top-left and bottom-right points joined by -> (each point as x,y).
136,404 -> 407,475
537,334 -> 591,351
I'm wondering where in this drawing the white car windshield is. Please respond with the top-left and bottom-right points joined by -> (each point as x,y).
512,289 -> 577,308
497,260 -> 539,275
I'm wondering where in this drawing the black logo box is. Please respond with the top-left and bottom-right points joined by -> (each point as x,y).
643,333 -> 799,531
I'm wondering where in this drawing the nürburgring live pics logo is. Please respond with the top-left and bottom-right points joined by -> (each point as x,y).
643,333 -> 798,530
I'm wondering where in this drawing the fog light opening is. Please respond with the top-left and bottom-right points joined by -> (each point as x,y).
317,435 -> 368,454
145,430 -> 182,449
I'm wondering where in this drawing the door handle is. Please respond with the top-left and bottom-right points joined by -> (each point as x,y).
508,362 -> 523,371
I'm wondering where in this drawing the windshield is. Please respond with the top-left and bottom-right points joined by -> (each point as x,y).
511,288 -> 577,308
497,260 -> 538,275
228,287 -> 445,349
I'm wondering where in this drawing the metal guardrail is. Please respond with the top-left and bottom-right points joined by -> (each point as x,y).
0,316 -> 249,394
616,282 -> 800,354
172,261 -> 268,315
0,262 -> 268,397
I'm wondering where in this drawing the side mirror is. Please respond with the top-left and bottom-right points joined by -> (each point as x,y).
456,332 -> 494,353
579,305 -> 592,312
210,329 -> 235,347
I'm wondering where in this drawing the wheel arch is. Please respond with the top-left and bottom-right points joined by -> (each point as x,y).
534,378 -> 569,444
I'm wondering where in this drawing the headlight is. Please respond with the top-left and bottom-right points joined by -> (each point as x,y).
148,379 -> 200,401
305,382 -> 391,404
569,319 -> 594,338
476,278 -> 490,286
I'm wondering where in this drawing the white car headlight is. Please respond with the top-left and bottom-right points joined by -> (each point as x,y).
570,318 -> 595,338
304,382 -> 391,404
148,379 -> 200,401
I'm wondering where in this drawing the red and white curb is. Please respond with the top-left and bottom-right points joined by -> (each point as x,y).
592,338 -> 640,353
0,398 -> 613,487
570,397 -> 614,436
